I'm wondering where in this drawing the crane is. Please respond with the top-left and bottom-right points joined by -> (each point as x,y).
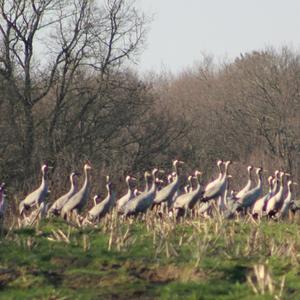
61,162 -> 92,220
48,172 -> 79,216
236,167 -> 263,210
19,164 -> 51,216
203,160 -> 223,192
201,160 -> 232,202
265,172 -> 289,216
236,165 -> 253,198
173,171 -> 202,217
153,160 -> 184,206
123,168 -> 159,217
279,180 -> 297,219
87,176 -> 116,221
252,175 -> 273,218
117,175 -> 136,214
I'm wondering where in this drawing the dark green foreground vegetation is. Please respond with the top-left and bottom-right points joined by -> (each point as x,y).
1,214 -> 300,299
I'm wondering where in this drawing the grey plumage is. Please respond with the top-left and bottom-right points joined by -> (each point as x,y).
237,167 -> 263,209
123,169 -> 159,216
87,178 -> 116,221
117,176 -> 135,213
252,175 -> 273,217
201,160 -> 231,202
266,172 -> 287,215
173,171 -> 202,211
236,165 -> 253,198
61,163 -> 92,219
48,172 -> 79,216
279,180 -> 296,218
153,160 -> 183,205
19,164 -> 50,215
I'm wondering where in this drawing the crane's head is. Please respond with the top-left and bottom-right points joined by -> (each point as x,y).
224,160 -> 232,166
167,174 -> 173,183
0,182 -> 5,192
70,172 -> 79,184
134,188 -> 140,196
256,167 -> 263,175
71,172 -> 80,178
173,160 -> 184,167
194,170 -> 202,177
144,171 -> 151,179
152,168 -> 159,177
287,180 -> 297,190
217,160 -> 223,167
274,170 -> 280,178
84,162 -> 92,171
41,164 -> 48,173
93,195 -> 100,204
267,176 -> 273,185
247,165 -> 253,172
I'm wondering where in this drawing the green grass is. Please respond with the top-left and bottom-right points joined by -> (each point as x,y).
1,215 -> 300,299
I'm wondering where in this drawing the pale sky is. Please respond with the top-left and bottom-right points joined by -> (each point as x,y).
135,0 -> 300,73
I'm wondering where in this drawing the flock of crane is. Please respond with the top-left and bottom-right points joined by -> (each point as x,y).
0,159 -> 298,226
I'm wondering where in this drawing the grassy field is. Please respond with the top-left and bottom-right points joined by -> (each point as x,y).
1,213 -> 300,299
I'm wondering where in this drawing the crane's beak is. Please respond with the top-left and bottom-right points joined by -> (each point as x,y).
158,169 -> 165,174
130,176 -> 137,181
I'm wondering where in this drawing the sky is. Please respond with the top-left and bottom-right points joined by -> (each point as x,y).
135,0 -> 300,73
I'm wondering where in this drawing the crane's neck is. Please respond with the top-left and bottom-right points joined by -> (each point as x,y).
272,179 -> 278,194
287,183 -> 292,197
247,168 -> 252,181
106,184 -> 111,197
0,189 -> 4,206
71,176 -> 78,193
268,182 -> 273,194
195,176 -> 201,193
277,176 -> 284,194
173,162 -> 178,175
223,163 -> 230,178
256,172 -> 262,190
125,179 -> 133,198
145,176 -> 150,192
41,170 -> 48,190
82,167 -> 89,191
217,163 -> 223,178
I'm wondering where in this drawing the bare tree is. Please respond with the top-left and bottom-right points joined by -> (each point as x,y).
0,0 -> 147,180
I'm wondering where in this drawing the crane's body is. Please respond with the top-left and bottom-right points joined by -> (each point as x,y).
201,160 -> 231,202
236,165 -> 253,198
117,176 -> 135,213
88,179 -> 115,221
237,167 -> 263,209
124,169 -> 159,216
19,164 -> 50,215
153,160 -> 183,205
265,172 -> 286,215
252,176 -> 273,217
61,163 -> 92,219
174,171 -> 202,211
279,181 -> 296,218
48,172 -> 79,215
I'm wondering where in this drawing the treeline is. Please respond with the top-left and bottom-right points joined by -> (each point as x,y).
0,1 -> 299,200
